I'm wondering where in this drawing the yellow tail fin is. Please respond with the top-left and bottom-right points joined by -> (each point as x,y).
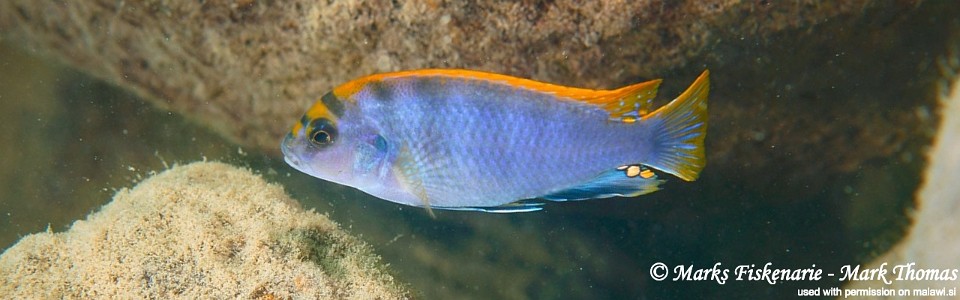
643,70 -> 709,181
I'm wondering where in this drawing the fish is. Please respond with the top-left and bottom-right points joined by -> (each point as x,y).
281,69 -> 709,213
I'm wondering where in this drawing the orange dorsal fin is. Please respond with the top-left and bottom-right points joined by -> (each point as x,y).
581,79 -> 662,119
332,69 -> 662,119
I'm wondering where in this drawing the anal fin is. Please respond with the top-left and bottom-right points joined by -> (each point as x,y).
432,200 -> 545,213
542,166 -> 665,202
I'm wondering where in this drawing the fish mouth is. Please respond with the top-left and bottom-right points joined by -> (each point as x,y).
281,133 -> 303,169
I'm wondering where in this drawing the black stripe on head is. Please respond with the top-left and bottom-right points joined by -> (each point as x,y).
300,115 -> 311,126
320,92 -> 345,117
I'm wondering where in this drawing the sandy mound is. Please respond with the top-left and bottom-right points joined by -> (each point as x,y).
0,162 -> 408,299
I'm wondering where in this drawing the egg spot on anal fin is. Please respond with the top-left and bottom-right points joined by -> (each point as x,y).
617,165 -> 655,179
640,169 -> 655,179
625,165 -> 641,177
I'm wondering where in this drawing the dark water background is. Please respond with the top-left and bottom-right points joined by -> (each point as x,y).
2,2 -> 959,299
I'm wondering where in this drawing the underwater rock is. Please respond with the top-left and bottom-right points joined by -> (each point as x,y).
842,70 -> 960,297
0,162 -> 408,299
0,1 -> 913,154
0,0 -> 944,205
1,3 -> 958,297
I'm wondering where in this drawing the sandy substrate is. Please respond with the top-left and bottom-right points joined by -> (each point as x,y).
0,162 -> 408,299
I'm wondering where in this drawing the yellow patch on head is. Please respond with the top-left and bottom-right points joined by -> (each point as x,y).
290,121 -> 304,136
292,100 -> 339,136
305,102 -> 338,123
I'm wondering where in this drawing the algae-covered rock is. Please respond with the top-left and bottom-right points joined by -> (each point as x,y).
0,0 -> 947,204
0,162 -> 408,299
2,2 -> 958,298
0,0 -> 918,156
842,65 -> 960,298
1,0 -> 950,213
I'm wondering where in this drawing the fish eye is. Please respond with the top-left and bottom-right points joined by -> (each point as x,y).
308,118 -> 337,147
312,130 -> 331,145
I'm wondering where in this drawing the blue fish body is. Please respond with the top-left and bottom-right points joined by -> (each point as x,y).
282,69 -> 709,212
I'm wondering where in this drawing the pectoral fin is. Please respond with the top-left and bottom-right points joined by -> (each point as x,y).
394,145 -> 438,218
